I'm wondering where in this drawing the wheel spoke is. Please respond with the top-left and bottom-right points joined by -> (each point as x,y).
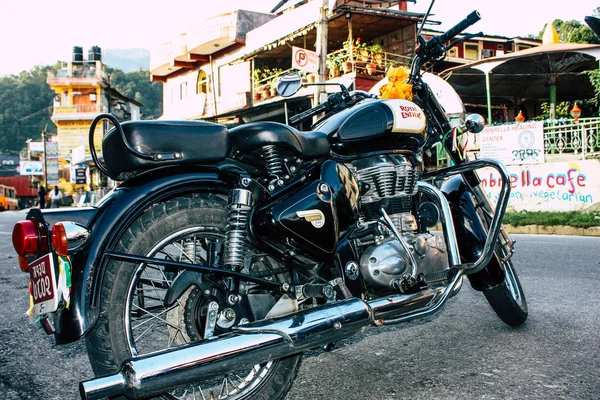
123,223 -> 286,399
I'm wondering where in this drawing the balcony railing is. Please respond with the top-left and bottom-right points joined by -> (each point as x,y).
250,48 -> 412,104
543,117 -> 600,159
343,48 -> 412,76
54,104 -> 104,114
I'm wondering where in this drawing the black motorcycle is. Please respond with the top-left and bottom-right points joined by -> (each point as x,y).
12,8 -> 527,400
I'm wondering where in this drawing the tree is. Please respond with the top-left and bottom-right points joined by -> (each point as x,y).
568,25 -> 600,44
0,65 -> 57,153
536,18 -> 600,44
105,67 -> 163,119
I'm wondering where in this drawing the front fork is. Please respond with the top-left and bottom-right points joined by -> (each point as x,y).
426,139 -> 515,291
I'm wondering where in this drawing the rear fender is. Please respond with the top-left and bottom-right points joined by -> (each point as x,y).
53,166 -> 237,344
441,176 -> 505,292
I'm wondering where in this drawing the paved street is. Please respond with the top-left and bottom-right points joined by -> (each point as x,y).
0,209 -> 599,400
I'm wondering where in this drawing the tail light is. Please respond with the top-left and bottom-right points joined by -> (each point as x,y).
52,222 -> 69,256
13,220 -> 41,273
51,221 -> 90,256
12,220 -> 40,257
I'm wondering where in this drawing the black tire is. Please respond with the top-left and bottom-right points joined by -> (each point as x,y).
85,194 -> 302,400
482,258 -> 528,326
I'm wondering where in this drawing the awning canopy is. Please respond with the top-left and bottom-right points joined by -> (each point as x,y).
232,5 -> 427,63
441,43 -> 600,119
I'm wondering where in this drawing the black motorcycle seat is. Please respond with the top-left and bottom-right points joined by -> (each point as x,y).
102,120 -> 230,180
229,122 -> 330,159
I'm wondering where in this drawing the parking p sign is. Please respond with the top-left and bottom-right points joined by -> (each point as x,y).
292,46 -> 318,73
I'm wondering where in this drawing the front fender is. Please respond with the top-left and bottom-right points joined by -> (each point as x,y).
441,176 -> 505,292
54,166 -> 234,343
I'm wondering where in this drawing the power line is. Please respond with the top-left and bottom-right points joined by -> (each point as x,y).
18,105 -> 53,121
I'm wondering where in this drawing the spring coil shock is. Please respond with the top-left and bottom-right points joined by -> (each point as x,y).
183,240 -> 196,263
262,145 -> 284,178
223,189 -> 253,270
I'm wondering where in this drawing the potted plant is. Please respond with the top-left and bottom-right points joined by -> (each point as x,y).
366,62 -> 377,75
326,53 -> 342,78
343,38 -> 364,64
269,68 -> 283,96
341,57 -> 353,74
369,43 -> 384,65
252,68 -> 267,101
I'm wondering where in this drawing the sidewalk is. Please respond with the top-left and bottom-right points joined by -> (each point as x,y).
504,224 -> 600,237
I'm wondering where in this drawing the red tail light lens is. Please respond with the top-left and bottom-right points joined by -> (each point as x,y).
12,220 -> 40,257
52,222 -> 69,256
18,255 -> 30,272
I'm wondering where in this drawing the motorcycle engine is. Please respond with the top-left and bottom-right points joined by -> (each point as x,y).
349,154 -> 448,292
349,154 -> 419,230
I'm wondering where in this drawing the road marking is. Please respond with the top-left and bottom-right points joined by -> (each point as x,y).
0,232 -> 12,235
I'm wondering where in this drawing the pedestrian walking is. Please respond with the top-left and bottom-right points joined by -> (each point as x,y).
50,186 -> 63,208
37,185 -> 46,209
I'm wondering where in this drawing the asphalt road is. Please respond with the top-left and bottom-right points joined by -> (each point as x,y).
1,209 -> 599,400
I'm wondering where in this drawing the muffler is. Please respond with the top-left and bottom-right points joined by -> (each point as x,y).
81,279 -> 459,400
80,298 -> 370,400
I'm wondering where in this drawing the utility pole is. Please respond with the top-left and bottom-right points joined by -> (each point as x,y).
41,124 -> 48,190
315,0 -> 329,103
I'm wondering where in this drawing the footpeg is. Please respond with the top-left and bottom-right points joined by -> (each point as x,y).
422,268 -> 457,287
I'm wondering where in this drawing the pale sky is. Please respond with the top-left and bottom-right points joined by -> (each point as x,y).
1,0 -> 598,77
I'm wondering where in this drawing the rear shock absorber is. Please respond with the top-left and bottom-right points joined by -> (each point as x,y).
262,145 -> 284,178
223,189 -> 253,270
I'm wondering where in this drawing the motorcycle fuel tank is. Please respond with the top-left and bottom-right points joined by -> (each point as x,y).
254,161 -> 360,261
319,99 -> 427,156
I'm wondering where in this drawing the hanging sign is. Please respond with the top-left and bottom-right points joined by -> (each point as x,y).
479,121 -> 544,165
292,46 -> 318,73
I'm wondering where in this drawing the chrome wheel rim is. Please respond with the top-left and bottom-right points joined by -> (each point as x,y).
123,226 -> 278,400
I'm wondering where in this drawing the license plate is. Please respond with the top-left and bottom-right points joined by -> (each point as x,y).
28,253 -> 59,315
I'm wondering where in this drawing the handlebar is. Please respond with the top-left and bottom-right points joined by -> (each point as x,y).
289,101 -> 330,125
410,10 -> 481,84
438,11 -> 481,45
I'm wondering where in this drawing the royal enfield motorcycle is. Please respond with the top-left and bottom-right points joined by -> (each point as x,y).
12,7 -> 527,400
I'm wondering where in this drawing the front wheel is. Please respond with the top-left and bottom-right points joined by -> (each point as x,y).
85,194 -> 302,400
482,258 -> 528,326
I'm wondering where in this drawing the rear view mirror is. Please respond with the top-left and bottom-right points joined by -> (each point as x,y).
276,72 -> 303,97
465,114 -> 485,133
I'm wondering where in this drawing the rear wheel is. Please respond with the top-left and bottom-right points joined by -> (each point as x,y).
482,258 -> 528,326
85,194 -> 302,400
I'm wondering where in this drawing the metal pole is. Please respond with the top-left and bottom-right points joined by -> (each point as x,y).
210,55 -> 218,117
42,125 -> 47,190
581,122 -> 587,159
485,71 -> 492,124
549,77 -> 556,120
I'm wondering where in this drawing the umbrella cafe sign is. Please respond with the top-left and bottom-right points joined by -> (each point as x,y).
480,160 -> 600,212
479,122 -> 544,165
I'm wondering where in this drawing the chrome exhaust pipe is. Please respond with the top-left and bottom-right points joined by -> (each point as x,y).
80,298 -> 371,400
81,277 -> 461,400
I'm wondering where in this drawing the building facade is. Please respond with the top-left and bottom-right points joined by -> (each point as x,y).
45,46 -> 142,194
150,1 -> 424,125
